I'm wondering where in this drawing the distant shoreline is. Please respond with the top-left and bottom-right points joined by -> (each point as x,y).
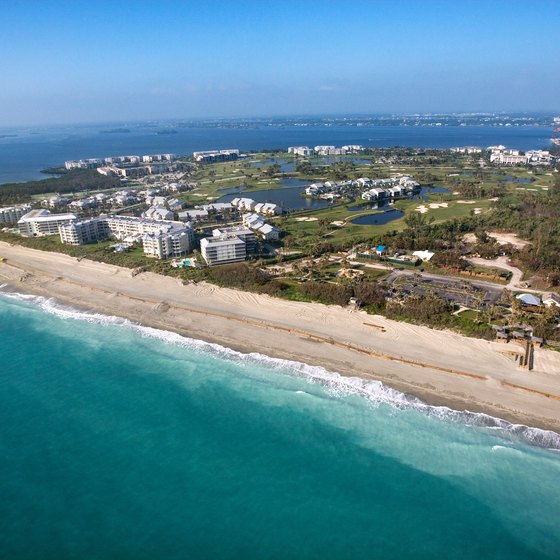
0,121 -> 553,185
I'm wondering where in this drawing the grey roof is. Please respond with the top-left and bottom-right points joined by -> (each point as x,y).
516,293 -> 541,306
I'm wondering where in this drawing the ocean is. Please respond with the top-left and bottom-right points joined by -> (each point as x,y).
0,122 -> 553,184
1,291 -> 559,559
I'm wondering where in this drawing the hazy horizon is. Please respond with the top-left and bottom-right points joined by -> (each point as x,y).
1,0 -> 559,127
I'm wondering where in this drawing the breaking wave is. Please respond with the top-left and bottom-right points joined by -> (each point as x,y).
2,287 -> 559,451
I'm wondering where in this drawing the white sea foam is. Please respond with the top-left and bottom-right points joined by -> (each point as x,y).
2,287 -> 560,450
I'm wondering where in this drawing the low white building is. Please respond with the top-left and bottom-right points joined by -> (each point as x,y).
167,198 -> 183,211
242,213 -> 265,229
143,206 -> 174,221
178,209 -> 209,222
257,223 -> 280,241
362,188 -> 387,201
231,198 -> 257,212
412,250 -> 434,262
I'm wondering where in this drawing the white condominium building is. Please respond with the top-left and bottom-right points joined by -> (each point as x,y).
0,204 -> 32,226
211,226 -> 256,253
58,215 -> 195,259
18,209 -> 77,237
59,218 -> 109,245
142,229 -> 193,259
200,234 -> 246,266
287,146 -> 314,156
193,149 -> 240,163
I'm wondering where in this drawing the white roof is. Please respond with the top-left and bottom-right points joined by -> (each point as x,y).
412,250 -> 434,261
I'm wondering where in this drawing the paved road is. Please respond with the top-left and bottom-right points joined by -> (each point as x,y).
467,256 -> 522,288
467,256 -> 552,297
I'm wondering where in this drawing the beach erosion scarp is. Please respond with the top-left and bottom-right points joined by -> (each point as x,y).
1,240 -> 560,433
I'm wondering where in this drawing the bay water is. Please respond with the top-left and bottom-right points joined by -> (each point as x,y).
1,291 -> 559,559
0,122 -> 552,184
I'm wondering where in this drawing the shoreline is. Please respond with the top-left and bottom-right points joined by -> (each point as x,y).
1,241 -> 560,433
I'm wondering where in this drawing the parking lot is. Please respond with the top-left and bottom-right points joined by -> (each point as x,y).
385,270 -> 504,308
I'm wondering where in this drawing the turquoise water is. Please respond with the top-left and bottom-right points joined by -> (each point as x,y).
1,291 -> 559,559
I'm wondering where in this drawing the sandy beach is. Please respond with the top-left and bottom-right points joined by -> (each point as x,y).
1,240 -> 560,432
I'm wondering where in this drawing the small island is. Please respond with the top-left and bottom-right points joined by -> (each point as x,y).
100,128 -> 131,134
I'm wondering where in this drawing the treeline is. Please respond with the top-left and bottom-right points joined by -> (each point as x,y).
481,175 -> 560,284
0,170 -> 121,204
371,172 -> 560,285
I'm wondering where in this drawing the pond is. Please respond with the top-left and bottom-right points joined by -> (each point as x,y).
217,184 -> 248,195
421,185 -> 449,195
217,186 -> 333,211
500,175 -> 533,183
351,209 -> 404,225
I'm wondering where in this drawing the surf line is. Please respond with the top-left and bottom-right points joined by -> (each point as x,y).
20,269 -> 489,383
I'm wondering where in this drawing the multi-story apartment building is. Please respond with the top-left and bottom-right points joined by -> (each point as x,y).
211,226 -> 256,253
18,209 -> 77,237
200,234 -> 246,266
58,215 -> 194,259
192,149 -> 240,163
58,218 -> 109,245
0,204 -> 32,226
142,229 -> 193,259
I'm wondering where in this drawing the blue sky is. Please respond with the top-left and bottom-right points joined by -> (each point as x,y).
1,0 -> 559,125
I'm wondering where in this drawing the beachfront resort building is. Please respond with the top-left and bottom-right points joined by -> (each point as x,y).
18,209 -> 77,237
200,234 -> 246,266
0,204 -> 32,226
58,216 -> 195,259
141,228 -> 193,259
212,226 -> 256,253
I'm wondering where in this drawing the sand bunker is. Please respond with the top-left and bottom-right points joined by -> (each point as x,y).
415,202 -> 449,213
